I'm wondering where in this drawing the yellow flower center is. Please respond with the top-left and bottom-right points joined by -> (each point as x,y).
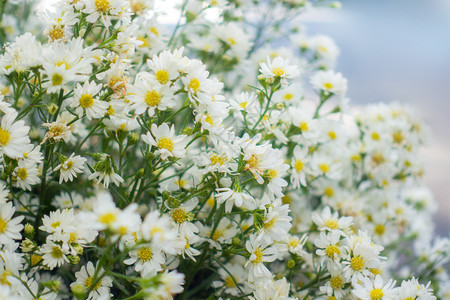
150,26 -> 159,36
225,276 -> 236,287
330,276 -> 344,289
246,155 -> 259,169
212,230 -> 223,241
51,246 -> 63,258
52,73 -> 63,86
319,163 -> 330,174
106,105 -> 115,116
210,154 -> 226,166
370,288 -> 384,300
393,131 -> 404,143
266,169 -> 277,180
188,78 -> 200,93
288,238 -> 300,248
157,137 -> 174,152
62,160 -> 74,171
372,153 -> 384,165
324,187 -> 334,198
205,114 -> 214,126
325,244 -> 341,258
272,67 -> 285,77
95,0 -> 110,12
351,255 -> 365,271
328,131 -> 337,139
0,128 -> 10,146
325,219 -> 339,229
0,270 -> 12,286
0,218 -> 7,233
323,82 -> 333,89
17,168 -> 28,180
227,37 -> 236,45
49,26 -> 65,41
371,132 -> 380,140
98,212 -> 116,225
172,208 -> 186,223
155,70 -> 170,85
51,221 -> 61,228
79,94 -> 94,108
375,224 -> 385,235
137,247 -> 153,262
294,160 -> 304,172
31,254 -> 42,266
85,276 -> 102,290
284,93 -> 293,100
253,248 -> 263,263
300,121 -> 309,132
264,217 -> 277,229
144,90 -> 161,106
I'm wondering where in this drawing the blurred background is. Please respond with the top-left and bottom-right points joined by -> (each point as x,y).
303,0 -> 450,236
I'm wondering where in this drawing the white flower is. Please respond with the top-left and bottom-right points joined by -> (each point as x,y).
260,198 -> 292,242
147,48 -> 183,85
54,153 -> 87,183
124,243 -> 165,277
13,159 -> 40,191
68,81 -> 108,120
40,240 -> 70,270
0,202 -> 24,245
0,109 -> 30,159
147,270 -> 185,300
259,56 -> 300,84
312,206 -> 353,236
42,121 -> 72,144
141,123 -> 188,160
0,181 -> 10,205
352,275 -> 397,300
128,73 -> 176,116
314,231 -> 345,264
311,70 -> 348,96
71,261 -> 113,300
290,145 -> 308,188
244,233 -> 278,282
215,187 -> 256,213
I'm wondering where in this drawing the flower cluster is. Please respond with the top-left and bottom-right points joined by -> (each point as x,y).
0,0 -> 448,299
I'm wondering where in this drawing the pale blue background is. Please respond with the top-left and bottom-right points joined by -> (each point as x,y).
305,0 -> 450,236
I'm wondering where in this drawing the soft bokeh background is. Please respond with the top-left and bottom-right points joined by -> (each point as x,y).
303,0 -> 450,236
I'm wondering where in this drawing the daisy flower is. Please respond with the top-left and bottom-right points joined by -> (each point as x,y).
147,48 -> 183,85
40,240 -> 70,270
215,187 -> 256,213
312,206 -> 353,236
352,275 -> 397,300
54,153 -> 87,183
124,243 -> 165,277
0,181 -> 10,205
128,73 -> 176,117
68,81 -> 108,120
0,110 -> 30,159
244,233 -> 278,282
71,261 -> 113,300
147,270 -> 185,299
311,70 -> 348,96
290,145 -> 308,188
0,202 -> 24,245
141,123 -> 188,160
42,121 -> 72,144
259,56 -> 300,84
13,159 -> 40,191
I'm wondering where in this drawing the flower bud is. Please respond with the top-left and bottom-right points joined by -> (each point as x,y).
232,237 -> 241,247
68,255 -> 81,265
24,223 -> 35,238
287,259 -> 296,269
71,284 -> 86,300
47,103 -> 59,115
42,280 -> 62,293
274,102 -> 285,111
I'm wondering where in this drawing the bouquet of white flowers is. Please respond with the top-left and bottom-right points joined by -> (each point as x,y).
0,0 -> 448,299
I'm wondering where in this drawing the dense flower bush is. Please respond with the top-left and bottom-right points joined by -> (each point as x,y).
0,0 -> 449,299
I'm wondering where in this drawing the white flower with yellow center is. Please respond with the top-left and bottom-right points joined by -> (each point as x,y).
54,153 -> 87,183
291,145 -> 309,188
141,210 -> 179,255
260,198 -> 292,242
68,81 -> 108,120
244,233 -> 278,282
128,73 -> 176,117
13,160 -> 40,191
352,275 -> 397,300
320,263 -> 348,299
314,231 -> 345,265
0,202 -> 24,245
211,263 -> 246,297
259,56 -> 300,85
311,70 -> 348,96
39,208 -> 74,234
71,261 -> 113,300
124,243 -> 165,277
312,206 -> 353,236
40,240 -> 70,270
147,48 -> 183,85
0,110 -> 30,159
83,0 -> 125,27
141,123 -> 188,160
42,121 -> 72,144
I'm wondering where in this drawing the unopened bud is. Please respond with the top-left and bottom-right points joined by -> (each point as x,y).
24,223 -> 35,238
128,132 -> 139,145
71,284 -> 85,300
287,259 -> 296,269
232,237 -> 241,247
47,103 -> 59,115
68,255 -> 80,265
274,102 -> 285,111
73,244 -> 84,255
42,280 -> 61,293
